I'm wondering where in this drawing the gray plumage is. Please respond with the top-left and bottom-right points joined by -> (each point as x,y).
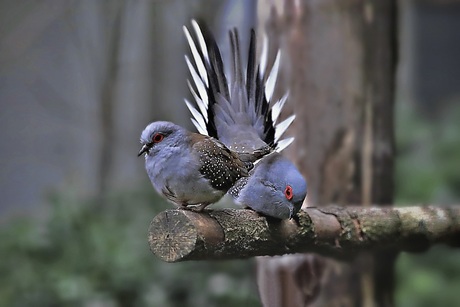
184,21 -> 307,219
229,154 -> 307,219
138,121 -> 248,211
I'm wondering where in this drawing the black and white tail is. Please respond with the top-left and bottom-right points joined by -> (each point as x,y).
183,20 -> 295,153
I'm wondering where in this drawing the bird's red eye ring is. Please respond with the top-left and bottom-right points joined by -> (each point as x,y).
152,133 -> 164,143
284,185 -> 293,200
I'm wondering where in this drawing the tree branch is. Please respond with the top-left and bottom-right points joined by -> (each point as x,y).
148,206 -> 460,262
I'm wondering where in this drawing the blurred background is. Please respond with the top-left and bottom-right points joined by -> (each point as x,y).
0,0 -> 459,306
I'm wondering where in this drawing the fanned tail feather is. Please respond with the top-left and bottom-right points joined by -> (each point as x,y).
272,92 -> 289,124
184,99 -> 207,135
183,20 -> 296,152
276,137 -> 294,153
264,50 -> 280,102
274,115 -> 295,144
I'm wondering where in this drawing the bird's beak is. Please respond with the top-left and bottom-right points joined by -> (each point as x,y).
138,144 -> 149,157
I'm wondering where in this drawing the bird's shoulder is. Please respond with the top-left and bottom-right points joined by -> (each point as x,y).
190,133 -> 241,163
189,133 -> 249,191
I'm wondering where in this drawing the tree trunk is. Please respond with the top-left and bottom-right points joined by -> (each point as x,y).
256,1 -> 397,306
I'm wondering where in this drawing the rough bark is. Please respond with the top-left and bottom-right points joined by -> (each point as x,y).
256,0 -> 397,305
148,206 -> 460,262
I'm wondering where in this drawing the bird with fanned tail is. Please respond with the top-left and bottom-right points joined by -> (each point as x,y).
138,120 -> 255,212
183,20 -> 307,219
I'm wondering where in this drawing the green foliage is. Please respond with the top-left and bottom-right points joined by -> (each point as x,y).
395,101 -> 460,307
396,246 -> 460,307
0,189 -> 260,306
396,102 -> 460,204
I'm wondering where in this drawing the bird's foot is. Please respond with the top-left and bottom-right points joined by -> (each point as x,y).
189,203 -> 209,212
177,203 -> 209,212
178,203 -> 190,210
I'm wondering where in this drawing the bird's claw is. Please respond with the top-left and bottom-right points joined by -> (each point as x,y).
178,203 -> 209,212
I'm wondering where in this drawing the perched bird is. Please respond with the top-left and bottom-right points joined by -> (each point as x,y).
138,121 -> 249,211
229,154 -> 307,219
183,20 -> 307,219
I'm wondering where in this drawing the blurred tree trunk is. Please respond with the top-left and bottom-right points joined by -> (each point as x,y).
98,1 -> 124,197
257,1 -> 397,306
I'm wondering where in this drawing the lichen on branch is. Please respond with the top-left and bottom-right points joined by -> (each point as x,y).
148,206 -> 460,262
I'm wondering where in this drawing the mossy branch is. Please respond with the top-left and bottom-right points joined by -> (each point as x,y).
148,206 -> 460,262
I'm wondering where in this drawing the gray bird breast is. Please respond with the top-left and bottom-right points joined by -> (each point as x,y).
144,139 -> 225,205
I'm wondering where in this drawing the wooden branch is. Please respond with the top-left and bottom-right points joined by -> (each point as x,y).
148,206 -> 460,262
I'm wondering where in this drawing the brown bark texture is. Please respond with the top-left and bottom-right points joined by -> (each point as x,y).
256,0 -> 397,306
148,206 -> 460,263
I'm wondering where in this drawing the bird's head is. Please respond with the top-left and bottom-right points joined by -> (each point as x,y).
138,121 -> 185,157
238,153 -> 307,219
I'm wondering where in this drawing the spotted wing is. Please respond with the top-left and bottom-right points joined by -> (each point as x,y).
193,136 -> 249,192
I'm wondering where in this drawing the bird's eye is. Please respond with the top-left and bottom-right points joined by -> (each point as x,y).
284,185 -> 293,200
152,133 -> 164,143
